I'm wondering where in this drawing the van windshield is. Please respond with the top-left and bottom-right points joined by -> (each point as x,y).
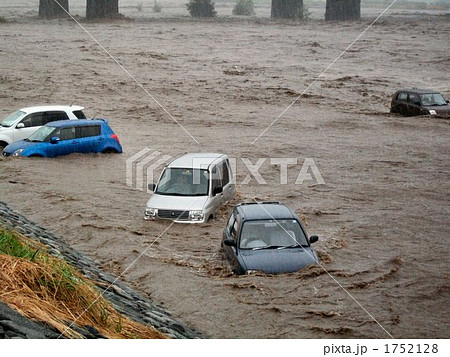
155,168 -> 209,196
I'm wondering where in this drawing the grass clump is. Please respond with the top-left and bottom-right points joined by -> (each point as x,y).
186,0 -> 217,17
153,1 -> 162,13
0,227 -> 167,339
232,0 -> 255,16
0,229 -> 40,261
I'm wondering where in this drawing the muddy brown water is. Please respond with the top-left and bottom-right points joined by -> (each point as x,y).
0,9 -> 449,338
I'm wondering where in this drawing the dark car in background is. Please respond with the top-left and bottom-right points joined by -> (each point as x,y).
390,89 -> 450,117
222,202 -> 319,275
2,119 -> 122,158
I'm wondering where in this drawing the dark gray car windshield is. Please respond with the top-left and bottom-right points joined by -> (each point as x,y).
239,219 -> 308,249
26,126 -> 56,142
420,93 -> 447,106
1,110 -> 25,127
155,168 -> 209,196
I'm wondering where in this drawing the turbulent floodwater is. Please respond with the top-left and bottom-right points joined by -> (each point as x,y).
0,3 -> 449,338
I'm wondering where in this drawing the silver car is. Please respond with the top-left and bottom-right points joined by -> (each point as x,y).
144,153 -> 235,223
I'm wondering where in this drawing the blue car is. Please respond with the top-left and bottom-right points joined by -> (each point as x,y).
2,119 -> 122,158
222,202 -> 319,275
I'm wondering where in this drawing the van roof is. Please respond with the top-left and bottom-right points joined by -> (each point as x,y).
168,153 -> 228,169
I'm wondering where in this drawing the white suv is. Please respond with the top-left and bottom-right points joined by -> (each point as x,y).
0,105 -> 86,152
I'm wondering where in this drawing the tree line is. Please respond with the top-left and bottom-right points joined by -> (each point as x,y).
39,0 -> 361,21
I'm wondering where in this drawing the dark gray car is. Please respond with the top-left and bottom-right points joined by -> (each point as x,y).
390,89 -> 450,117
222,202 -> 319,275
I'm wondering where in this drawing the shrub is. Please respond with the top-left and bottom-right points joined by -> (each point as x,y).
153,1 -> 162,13
232,0 -> 255,16
186,0 -> 217,17
298,5 -> 311,20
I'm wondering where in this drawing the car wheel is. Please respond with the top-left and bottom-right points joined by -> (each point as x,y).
101,148 -> 117,154
0,141 -> 8,153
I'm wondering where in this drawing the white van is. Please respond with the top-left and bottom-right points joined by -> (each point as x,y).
144,153 -> 235,223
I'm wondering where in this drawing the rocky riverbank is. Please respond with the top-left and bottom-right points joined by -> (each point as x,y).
0,200 -> 202,339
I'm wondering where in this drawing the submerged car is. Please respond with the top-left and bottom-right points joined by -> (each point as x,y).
144,153 -> 235,223
0,105 -> 86,152
2,119 -> 122,158
390,89 -> 450,117
222,202 -> 319,275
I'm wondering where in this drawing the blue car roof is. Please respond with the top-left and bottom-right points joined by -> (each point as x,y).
236,202 -> 296,221
47,119 -> 108,128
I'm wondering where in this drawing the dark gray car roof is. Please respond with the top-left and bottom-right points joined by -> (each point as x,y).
398,88 -> 441,94
236,202 -> 296,221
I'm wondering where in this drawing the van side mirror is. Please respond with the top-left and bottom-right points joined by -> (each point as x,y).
16,123 -> 25,129
213,186 -> 223,196
223,239 -> 236,247
309,235 -> 319,244
50,137 -> 60,144
148,183 -> 156,192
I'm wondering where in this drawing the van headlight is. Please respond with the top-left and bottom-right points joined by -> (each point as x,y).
144,207 -> 157,219
13,149 -> 25,157
190,210 -> 204,221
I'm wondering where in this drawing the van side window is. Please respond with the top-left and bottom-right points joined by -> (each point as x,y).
398,92 -> 407,102
211,165 -> 222,194
221,160 -> 230,186
77,125 -> 101,138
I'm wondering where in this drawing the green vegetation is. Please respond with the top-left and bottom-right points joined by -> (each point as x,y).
233,0 -> 256,16
153,1 -> 163,13
186,0 -> 217,17
0,228 -> 40,261
0,227 -> 166,339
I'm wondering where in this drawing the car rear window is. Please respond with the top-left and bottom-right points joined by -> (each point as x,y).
73,110 -> 86,119
77,125 -> 101,138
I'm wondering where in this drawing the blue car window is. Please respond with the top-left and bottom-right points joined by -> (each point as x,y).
77,125 -> 101,138
53,127 -> 76,141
